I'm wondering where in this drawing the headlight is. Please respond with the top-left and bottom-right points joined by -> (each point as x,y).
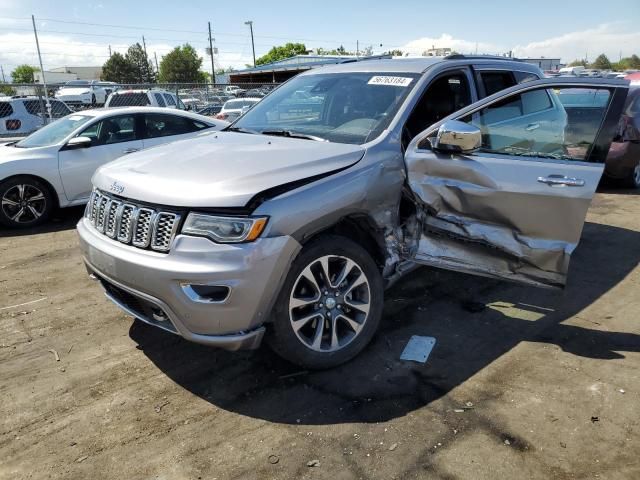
81,90 -> 91,95
182,213 -> 268,243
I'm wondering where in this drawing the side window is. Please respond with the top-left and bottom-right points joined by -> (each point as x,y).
460,86 -> 612,161
163,94 -> 176,107
479,71 -> 517,97
404,70 -> 472,146
0,102 -> 13,118
144,113 -> 198,138
79,115 -> 138,146
154,93 -> 166,107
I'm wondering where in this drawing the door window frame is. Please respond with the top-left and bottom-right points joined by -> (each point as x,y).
411,79 -> 629,164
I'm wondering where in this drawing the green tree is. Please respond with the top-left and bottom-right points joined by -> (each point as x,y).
101,52 -> 136,83
590,54 -> 612,70
158,44 -> 205,83
256,42 -> 307,66
0,84 -> 16,96
384,49 -> 404,56
615,54 -> 640,70
11,64 -> 38,83
125,43 -> 155,83
568,59 -> 588,67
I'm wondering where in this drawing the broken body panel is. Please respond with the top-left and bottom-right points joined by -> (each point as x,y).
404,78 -> 629,287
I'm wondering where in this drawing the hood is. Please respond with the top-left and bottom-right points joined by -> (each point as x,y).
93,131 -> 365,208
0,143 -> 56,165
57,87 -> 91,95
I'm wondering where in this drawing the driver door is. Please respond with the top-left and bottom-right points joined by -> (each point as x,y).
404,78 -> 628,288
58,113 -> 142,202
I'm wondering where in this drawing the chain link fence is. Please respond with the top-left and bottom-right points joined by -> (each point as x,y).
0,82 -> 280,139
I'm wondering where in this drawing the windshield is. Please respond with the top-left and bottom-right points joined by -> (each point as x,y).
224,99 -> 258,109
16,114 -> 94,148
233,72 -> 418,144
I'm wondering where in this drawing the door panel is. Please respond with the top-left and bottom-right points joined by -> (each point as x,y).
58,114 -> 142,202
404,79 -> 628,288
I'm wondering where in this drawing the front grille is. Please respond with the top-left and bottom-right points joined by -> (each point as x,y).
87,190 -> 180,253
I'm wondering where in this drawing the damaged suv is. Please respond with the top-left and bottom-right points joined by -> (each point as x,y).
77,56 -> 628,368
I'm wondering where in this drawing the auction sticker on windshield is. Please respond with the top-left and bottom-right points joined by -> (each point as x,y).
368,76 -> 413,87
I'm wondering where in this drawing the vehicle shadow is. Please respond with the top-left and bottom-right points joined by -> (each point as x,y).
129,221 -> 640,425
0,206 -> 85,238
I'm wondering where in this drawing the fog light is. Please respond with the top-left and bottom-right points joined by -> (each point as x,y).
181,284 -> 230,303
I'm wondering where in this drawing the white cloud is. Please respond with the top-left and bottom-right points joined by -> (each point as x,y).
401,23 -> 640,63
400,34 -> 504,56
512,23 -> 640,62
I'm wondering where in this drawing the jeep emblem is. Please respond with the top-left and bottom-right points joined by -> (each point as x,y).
109,182 -> 125,194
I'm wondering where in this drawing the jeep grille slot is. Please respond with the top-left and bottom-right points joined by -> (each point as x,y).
87,190 -> 180,253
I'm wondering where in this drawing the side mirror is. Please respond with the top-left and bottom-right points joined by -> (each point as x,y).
65,136 -> 92,149
432,120 -> 481,154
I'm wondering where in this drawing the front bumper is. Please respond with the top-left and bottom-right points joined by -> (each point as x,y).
77,217 -> 301,349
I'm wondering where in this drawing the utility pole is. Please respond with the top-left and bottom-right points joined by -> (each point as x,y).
208,21 -> 217,84
154,52 -> 159,75
245,20 -> 256,67
356,40 -> 359,57
31,15 -> 51,120
142,35 -> 150,82
108,45 -> 112,57
0,65 -> 5,83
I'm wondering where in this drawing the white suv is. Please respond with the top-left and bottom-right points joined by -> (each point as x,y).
55,80 -> 109,107
0,97 -> 72,136
224,85 -> 245,97
105,89 -> 186,109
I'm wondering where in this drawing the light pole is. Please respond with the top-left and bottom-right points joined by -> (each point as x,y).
245,20 -> 256,67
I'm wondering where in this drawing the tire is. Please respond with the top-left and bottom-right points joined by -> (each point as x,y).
267,235 -> 384,369
625,164 -> 640,189
91,94 -> 96,105
0,176 -> 53,228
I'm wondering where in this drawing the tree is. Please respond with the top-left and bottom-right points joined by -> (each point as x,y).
360,45 -> 374,56
11,64 -> 38,83
614,54 -> 640,71
125,43 -> 155,83
0,84 -> 15,96
316,45 -> 355,56
590,54 -> 612,70
256,43 -> 307,66
101,52 -> 136,83
158,44 -> 205,83
384,49 -> 404,56
568,59 -> 588,67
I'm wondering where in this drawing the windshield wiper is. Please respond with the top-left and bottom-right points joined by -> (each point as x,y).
261,129 -> 327,142
224,126 -> 258,134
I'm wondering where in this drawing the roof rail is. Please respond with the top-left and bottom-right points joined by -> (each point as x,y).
445,54 -> 522,62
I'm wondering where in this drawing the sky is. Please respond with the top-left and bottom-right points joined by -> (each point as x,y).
0,0 -> 639,79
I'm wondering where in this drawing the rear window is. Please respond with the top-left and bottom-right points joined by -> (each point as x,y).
108,93 -> 150,107
0,102 -> 13,118
22,100 -> 72,119
163,94 -> 176,106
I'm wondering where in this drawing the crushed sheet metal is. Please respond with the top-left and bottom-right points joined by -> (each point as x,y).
400,335 -> 436,363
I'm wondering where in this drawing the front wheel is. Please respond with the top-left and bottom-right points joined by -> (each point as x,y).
0,176 -> 53,228
626,164 -> 640,189
268,235 -> 383,369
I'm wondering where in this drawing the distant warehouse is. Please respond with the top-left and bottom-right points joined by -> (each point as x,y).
229,54 -> 392,83
520,58 -> 562,71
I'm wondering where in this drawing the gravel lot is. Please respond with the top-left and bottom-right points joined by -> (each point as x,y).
1,190 -> 639,480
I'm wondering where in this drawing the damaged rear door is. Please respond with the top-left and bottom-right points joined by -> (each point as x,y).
404,78 -> 628,288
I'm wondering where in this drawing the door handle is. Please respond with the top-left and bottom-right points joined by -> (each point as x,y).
537,175 -> 585,187
122,148 -> 139,154
525,123 -> 540,131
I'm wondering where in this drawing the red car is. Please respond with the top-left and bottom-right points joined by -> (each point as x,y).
607,81 -> 640,188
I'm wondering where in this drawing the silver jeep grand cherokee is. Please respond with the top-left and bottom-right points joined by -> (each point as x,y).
77,55 -> 628,368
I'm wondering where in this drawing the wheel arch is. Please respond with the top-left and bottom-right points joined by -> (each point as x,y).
0,173 -> 60,209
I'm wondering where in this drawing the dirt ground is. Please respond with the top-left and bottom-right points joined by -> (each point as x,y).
1,190 -> 639,480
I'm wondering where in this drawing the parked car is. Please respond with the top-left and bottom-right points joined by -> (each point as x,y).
55,80 -> 110,107
224,85 -> 245,97
0,97 -> 72,136
245,88 -> 266,98
105,89 -> 186,110
215,98 -> 261,122
0,107 -> 227,227
77,56 -> 628,369
197,104 -> 223,117
604,83 -> 640,187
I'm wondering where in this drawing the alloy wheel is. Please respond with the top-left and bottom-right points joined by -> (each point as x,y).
633,165 -> 640,188
288,255 -> 371,352
1,183 -> 47,224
